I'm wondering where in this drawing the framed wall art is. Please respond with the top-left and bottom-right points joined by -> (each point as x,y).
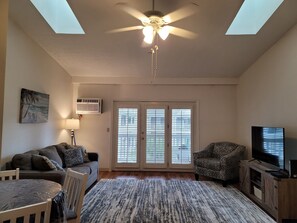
19,88 -> 49,123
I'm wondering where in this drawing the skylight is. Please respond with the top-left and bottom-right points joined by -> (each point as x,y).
226,0 -> 284,35
30,0 -> 85,34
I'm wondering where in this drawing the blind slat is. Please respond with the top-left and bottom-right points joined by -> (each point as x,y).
172,109 -> 191,164
117,108 -> 138,163
146,109 -> 165,164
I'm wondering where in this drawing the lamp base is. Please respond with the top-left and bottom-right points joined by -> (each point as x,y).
71,130 -> 77,146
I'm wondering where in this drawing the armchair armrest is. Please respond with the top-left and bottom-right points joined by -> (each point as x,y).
193,143 -> 214,159
220,146 -> 245,168
87,152 -> 99,162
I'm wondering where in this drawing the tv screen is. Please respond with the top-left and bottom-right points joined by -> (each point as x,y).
252,126 -> 285,170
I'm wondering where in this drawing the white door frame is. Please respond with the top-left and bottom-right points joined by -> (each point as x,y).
112,101 -> 195,171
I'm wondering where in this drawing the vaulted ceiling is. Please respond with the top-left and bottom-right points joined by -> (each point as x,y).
8,0 -> 297,79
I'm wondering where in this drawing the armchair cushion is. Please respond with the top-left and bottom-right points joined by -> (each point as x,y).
196,158 -> 221,171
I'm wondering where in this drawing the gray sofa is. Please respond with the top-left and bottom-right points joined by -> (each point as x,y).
6,142 -> 99,190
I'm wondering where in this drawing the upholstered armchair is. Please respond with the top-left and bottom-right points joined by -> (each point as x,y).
193,142 -> 245,186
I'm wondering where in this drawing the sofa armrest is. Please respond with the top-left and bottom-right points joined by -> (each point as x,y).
19,170 -> 66,185
220,146 -> 245,168
6,161 -> 13,170
88,152 -> 99,162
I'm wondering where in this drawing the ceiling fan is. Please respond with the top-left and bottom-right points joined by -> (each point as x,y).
107,0 -> 198,44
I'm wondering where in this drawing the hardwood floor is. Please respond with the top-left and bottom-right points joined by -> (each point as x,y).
98,171 -> 239,189
100,171 -> 199,181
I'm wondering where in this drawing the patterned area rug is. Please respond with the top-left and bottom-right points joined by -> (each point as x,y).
81,179 -> 275,223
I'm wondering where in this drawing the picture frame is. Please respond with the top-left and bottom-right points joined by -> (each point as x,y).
19,88 -> 49,123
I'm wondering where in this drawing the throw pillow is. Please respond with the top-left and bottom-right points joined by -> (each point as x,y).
55,142 -> 69,167
32,154 -> 57,171
12,154 -> 32,170
63,149 -> 84,167
70,145 -> 90,163
80,146 -> 91,163
39,146 -> 63,167
50,159 -> 65,171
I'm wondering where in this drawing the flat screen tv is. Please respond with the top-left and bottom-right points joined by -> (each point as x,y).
252,126 -> 285,170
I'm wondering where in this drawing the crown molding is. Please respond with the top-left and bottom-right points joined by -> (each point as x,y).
71,77 -> 239,85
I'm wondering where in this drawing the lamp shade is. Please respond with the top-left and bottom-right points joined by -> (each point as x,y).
65,119 -> 80,130
158,26 -> 170,40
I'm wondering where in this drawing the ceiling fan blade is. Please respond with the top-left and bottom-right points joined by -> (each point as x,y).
163,3 -> 198,24
167,26 -> 197,39
116,2 -> 149,22
106,26 -> 144,33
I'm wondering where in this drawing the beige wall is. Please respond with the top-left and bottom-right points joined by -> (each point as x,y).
0,20 -> 73,167
237,24 -> 297,169
0,0 -> 9,167
76,84 -> 238,170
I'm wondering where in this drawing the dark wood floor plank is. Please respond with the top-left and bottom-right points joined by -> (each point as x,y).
99,171 -> 196,180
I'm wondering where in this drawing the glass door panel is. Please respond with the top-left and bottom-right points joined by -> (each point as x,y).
114,105 -> 140,168
171,108 -> 192,165
144,108 -> 166,168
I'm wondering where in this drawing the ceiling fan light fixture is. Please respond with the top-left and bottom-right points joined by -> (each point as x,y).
143,26 -> 154,37
144,33 -> 154,44
110,1 -> 198,44
158,26 -> 170,40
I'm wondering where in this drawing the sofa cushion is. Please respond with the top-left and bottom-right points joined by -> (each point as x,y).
72,161 -> 98,175
32,155 -> 57,171
39,146 -> 63,167
196,158 -> 221,171
64,149 -> 84,167
69,165 -> 91,175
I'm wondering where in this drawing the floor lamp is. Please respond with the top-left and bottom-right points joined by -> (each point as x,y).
65,118 -> 80,146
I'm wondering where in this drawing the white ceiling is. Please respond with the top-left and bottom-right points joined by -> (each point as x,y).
8,0 -> 297,79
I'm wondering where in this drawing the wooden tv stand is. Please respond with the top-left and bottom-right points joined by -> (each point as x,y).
240,160 -> 297,223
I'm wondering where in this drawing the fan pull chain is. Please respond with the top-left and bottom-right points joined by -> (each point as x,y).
154,45 -> 158,79
151,47 -> 155,79
150,45 -> 158,80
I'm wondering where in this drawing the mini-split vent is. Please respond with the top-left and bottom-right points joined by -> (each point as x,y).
76,98 -> 103,114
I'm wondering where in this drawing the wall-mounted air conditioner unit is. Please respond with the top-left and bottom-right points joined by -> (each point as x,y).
76,98 -> 103,114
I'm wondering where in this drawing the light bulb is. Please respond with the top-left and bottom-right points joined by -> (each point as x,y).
158,26 -> 170,40
142,26 -> 154,37
144,35 -> 154,44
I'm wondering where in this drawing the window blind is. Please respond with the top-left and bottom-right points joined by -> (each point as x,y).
171,109 -> 191,164
117,108 -> 138,163
146,109 -> 165,164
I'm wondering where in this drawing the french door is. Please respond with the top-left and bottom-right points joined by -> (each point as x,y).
113,102 -> 194,170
